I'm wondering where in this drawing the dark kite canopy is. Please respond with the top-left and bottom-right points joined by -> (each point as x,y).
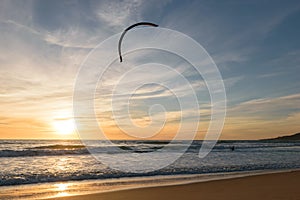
118,22 -> 158,62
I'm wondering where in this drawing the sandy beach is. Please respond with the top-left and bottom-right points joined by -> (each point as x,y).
50,170 -> 300,200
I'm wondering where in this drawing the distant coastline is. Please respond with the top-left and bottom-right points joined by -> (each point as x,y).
263,132 -> 300,141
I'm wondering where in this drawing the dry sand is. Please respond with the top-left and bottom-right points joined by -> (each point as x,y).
51,170 -> 300,200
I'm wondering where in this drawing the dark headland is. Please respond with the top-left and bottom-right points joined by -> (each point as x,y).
263,132 -> 300,141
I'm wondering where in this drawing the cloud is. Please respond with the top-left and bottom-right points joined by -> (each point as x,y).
163,1 -> 300,71
230,93 -> 300,119
223,111 -> 300,140
257,72 -> 284,79
0,0 -> 299,139
95,0 -> 143,28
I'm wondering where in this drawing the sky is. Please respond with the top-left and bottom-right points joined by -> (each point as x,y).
0,0 -> 300,140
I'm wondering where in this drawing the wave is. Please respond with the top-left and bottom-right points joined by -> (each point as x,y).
0,146 -> 170,157
0,141 -> 299,157
1,140 -> 300,186
0,149 -> 89,157
32,144 -> 86,150
1,162 -> 300,186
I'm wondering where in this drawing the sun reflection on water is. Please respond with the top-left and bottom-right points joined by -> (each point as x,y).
54,183 -> 71,197
56,183 -> 68,191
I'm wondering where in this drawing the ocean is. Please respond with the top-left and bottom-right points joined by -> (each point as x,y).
0,140 -> 300,199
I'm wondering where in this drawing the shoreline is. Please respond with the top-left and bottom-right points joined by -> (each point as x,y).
1,169 -> 299,199
49,170 -> 300,200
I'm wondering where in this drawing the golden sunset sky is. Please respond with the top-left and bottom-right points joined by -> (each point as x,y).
1,1 -> 300,140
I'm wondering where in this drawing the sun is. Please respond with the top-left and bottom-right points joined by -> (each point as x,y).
53,119 -> 75,135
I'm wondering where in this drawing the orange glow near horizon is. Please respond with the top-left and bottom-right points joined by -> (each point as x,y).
0,113 -> 300,140
0,95 -> 300,140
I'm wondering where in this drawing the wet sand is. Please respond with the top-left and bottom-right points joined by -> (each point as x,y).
50,170 -> 300,200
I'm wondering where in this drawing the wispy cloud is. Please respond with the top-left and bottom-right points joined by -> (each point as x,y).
95,0 -> 143,28
0,0 -> 300,139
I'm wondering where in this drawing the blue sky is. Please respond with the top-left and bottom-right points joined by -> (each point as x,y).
0,0 -> 300,139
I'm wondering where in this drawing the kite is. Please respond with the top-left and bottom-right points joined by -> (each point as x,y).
118,22 -> 159,62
